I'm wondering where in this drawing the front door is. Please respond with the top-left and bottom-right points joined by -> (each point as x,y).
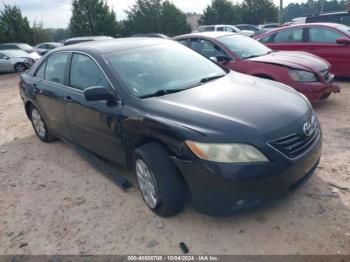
0,53 -> 12,72
63,53 -> 127,165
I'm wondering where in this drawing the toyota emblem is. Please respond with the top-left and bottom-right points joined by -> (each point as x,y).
303,122 -> 313,137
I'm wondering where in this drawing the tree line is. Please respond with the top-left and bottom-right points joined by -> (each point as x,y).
0,0 -> 348,45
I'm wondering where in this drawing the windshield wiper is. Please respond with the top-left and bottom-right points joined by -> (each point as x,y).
139,75 -> 226,99
140,88 -> 186,99
199,74 -> 226,83
243,51 -> 274,60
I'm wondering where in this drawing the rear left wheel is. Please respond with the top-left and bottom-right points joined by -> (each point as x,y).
29,105 -> 56,142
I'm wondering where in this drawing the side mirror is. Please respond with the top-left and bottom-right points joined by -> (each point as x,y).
216,54 -> 232,62
336,37 -> 350,45
210,56 -> 218,63
84,86 -> 116,101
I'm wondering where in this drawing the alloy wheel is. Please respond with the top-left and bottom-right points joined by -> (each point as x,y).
135,159 -> 158,209
31,108 -> 46,138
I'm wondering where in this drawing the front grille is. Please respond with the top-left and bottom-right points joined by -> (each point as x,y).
320,69 -> 330,82
268,116 -> 320,159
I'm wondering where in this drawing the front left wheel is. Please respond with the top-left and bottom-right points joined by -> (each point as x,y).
29,105 -> 56,142
134,143 -> 187,217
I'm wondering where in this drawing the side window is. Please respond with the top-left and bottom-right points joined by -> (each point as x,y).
259,35 -> 274,43
225,27 -> 235,32
177,39 -> 188,46
309,27 -> 343,43
340,15 -> 350,26
69,53 -> 109,91
274,28 -> 303,43
35,61 -> 47,79
38,44 -> 47,49
217,27 -> 224,31
203,26 -> 215,32
45,53 -> 69,84
190,39 -> 226,58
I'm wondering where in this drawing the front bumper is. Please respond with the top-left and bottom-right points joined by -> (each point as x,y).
284,76 -> 340,103
173,132 -> 322,216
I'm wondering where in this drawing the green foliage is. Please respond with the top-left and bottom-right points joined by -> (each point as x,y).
31,22 -> 52,44
0,4 -> 32,43
199,0 -> 241,25
283,0 -> 349,22
69,0 -> 120,37
124,0 -> 191,36
240,0 -> 278,25
46,28 -> 71,42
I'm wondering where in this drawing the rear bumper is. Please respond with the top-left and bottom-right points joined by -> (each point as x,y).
284,78 -> 340,103
173,132 -> 322,216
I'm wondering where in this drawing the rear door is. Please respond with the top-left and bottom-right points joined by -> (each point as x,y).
32,52 -> 72,139
303,26 -> 349,76
266,27 -> 305,51
63,52 -> 127,165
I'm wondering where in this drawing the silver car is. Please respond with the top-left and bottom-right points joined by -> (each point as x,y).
0,49 -> 41,73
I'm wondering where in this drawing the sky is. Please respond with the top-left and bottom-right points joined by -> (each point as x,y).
3,0 -> 307,28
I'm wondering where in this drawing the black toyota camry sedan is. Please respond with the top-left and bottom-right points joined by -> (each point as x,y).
19,38 -> 322,217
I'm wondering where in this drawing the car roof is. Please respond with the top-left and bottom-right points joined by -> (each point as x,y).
175,31 -> 237,39
0,43 -> 27,45
55,37 -> 173,54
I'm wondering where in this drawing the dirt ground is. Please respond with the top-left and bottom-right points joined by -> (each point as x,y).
0,73 -> 349,255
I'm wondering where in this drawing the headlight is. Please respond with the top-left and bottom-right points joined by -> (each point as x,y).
288,70 -> 318,82
186,141 -> 269,163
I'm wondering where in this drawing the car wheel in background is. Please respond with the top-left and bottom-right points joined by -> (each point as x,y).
134,143 -> 186,217
14,63 -> 27,73
29,105 -> 56,142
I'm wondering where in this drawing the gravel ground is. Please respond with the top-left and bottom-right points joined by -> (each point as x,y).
0,74 -> 349,255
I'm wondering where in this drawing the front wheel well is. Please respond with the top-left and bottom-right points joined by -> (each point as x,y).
25,101 -> 33,119
126,138 -> 171,170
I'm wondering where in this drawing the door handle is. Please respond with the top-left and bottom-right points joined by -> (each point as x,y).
63,96 -> 73,102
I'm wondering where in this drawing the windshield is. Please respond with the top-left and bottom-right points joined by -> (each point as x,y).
217,34 -> 271,59
18,44 -> 33,51
107,42 -> 226,98
1,50 -> 29,58
337,24 -> 350,35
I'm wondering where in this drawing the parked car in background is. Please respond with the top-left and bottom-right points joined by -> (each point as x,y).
305,11 -> 350,26
132,33 -> 169,38
34,42 -> 62,55
174,32 -> 340,102
0,49 -> 40,73
0,43 -> 35,53
235,24 -> 260,33
256,23 -> 280,35
255,23 -> 350,77
197,25 -> 255,37
63,36 -> 113,46
20,38 -> 322,217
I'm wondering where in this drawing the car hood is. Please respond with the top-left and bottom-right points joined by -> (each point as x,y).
141,71 -> 311,141
248,51 -> 329,72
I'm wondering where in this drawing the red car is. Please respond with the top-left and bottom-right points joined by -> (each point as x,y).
174,32 -> 340,103
255,23 -> 350,78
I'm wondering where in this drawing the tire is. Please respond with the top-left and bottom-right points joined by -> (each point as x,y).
134,143 -> 186,217
14,63 -> 27,73
29,105 -> 56,142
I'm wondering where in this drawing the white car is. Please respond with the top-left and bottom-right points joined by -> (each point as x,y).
197,25 -> 255,37
0,49 -> 41,73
